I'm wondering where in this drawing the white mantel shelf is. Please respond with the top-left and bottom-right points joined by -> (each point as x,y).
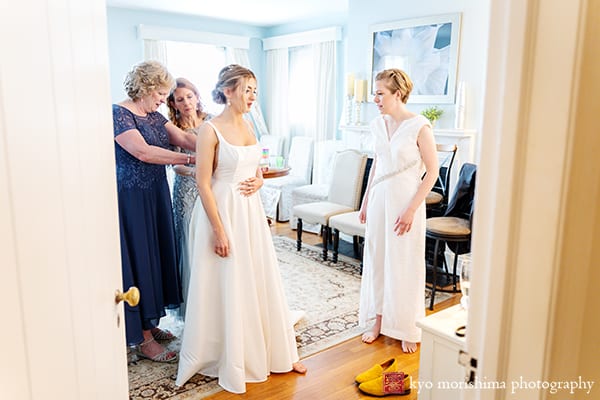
339,124 -> 475,137
338,125 -> 478,193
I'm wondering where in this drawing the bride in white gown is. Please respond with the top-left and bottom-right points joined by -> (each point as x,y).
175,64 -> 306,394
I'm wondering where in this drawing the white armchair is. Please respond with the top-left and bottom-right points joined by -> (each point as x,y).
261,136 -> 314,221
292,149 -> 368,261
290,139 -> 346,232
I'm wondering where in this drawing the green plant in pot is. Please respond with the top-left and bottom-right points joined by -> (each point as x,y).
421,106 -> 444,127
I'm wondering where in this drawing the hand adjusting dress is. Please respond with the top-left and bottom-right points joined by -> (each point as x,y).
176,121 -> 300,393
359,114 -> 430,343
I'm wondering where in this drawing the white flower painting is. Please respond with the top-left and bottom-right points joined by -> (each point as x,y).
369,14 -> 461,104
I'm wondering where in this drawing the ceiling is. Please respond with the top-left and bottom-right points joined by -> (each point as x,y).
106,0 -> 349,27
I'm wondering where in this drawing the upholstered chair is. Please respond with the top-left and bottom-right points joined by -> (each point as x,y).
292,149 -> 368,261
290,139 -> 346,233
426,162 -> 477,310
426,143 -> 458,217
329,211 -> 365,267
261,136 -> 314,221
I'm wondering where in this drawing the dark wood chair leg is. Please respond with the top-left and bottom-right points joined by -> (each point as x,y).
429,239 -> 441,310
321,226 -> 329,261
353,236 -> 359,256
296,219 -> 303,251
359,237 -> 364,274
332,228 -> 339,263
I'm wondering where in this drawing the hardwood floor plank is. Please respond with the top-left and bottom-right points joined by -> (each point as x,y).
205,222 -> 461,399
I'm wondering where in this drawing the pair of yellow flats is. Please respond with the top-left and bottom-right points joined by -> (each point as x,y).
355,358 -> 411,396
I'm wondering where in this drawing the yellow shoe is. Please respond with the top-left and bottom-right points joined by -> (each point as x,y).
358,371 -> 412,396
355,358 -> 398,384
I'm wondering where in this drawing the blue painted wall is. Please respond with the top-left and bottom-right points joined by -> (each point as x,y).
346,0 -> 490,130
106,1 -> 490,134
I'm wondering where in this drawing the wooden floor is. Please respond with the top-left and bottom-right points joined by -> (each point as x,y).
206,221 -> 461,400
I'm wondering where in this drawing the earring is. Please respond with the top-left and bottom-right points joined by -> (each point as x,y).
227,100 -> 231,106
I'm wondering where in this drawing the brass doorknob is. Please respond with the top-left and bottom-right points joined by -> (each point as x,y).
115,286 -> 140,307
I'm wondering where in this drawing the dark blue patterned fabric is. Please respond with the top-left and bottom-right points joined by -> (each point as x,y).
112,104 -> 182,346
112,105 -> 169,190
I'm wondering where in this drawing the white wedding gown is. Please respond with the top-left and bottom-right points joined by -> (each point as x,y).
176,122 -> 300,393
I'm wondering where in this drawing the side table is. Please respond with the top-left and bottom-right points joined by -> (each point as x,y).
416,304 -> 467,400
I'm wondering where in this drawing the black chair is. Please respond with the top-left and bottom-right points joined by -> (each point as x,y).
426,143 -> 458,218
425,162 -> 477,310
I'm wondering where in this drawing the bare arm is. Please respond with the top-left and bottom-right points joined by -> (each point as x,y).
394,124 -> 439,235
115,129 -> 194,165
165,121 -> 197,151
195,124 -> 229,257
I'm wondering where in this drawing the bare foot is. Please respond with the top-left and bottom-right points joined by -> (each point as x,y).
292,362 -> 307,374
362,315 -> 382,344
401,341 -> 418,353
361,330 -> 380,344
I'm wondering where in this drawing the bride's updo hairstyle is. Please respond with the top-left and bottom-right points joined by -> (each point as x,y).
375,68 -> 413,104
212,64 -> 256,105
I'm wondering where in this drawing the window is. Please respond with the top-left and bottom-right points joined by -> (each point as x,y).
164,41 -> 227,116
288,45 -> 316,137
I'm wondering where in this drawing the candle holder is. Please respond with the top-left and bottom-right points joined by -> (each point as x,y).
345,95 -> 354,125
354,100 -> 364,125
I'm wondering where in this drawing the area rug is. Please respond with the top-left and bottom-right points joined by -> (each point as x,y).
128,236 -> 451,399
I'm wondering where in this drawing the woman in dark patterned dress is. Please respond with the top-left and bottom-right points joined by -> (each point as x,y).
112,61 -> 197,362
166,77 -> 211,319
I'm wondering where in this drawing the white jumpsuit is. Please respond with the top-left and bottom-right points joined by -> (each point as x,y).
359,115 -> 431,343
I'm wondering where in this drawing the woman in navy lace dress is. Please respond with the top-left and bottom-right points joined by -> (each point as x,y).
166,77 -> 211,319
112,61 -> 197,363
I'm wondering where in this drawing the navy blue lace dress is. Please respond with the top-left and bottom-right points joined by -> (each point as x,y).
112,104 -> 182,346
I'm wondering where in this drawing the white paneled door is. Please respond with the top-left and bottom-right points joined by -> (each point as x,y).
0,1 -> 128,399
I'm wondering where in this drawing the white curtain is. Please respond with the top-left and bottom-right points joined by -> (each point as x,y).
143,39 -> 168,64
226,47 -> 270,138
265,48 -> 290,149
288,46 -> 316,143
312,40 -> 337,183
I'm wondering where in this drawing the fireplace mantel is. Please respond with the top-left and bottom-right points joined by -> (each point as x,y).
339,124 -> 477,192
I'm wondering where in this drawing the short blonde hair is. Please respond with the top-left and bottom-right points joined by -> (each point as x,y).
375,68 -> 413,104
123,60 -> 175,100
211,64 -> 256,105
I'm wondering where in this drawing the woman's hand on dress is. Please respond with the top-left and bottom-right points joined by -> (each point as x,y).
214,230 -> 230,257
394,210 -> 415,236
239,177 -> 262,197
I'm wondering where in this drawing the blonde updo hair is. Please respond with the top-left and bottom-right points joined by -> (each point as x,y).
211,64 -> 256,105
123,60 -> 175,100
167,78 -> 209,129
375,68 -> 413,104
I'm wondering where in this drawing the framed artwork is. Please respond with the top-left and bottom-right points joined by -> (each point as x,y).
368,13 -> 462,104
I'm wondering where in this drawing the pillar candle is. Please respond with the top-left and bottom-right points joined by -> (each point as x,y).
354,79 -> 367,102
346,73 -> 355,97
